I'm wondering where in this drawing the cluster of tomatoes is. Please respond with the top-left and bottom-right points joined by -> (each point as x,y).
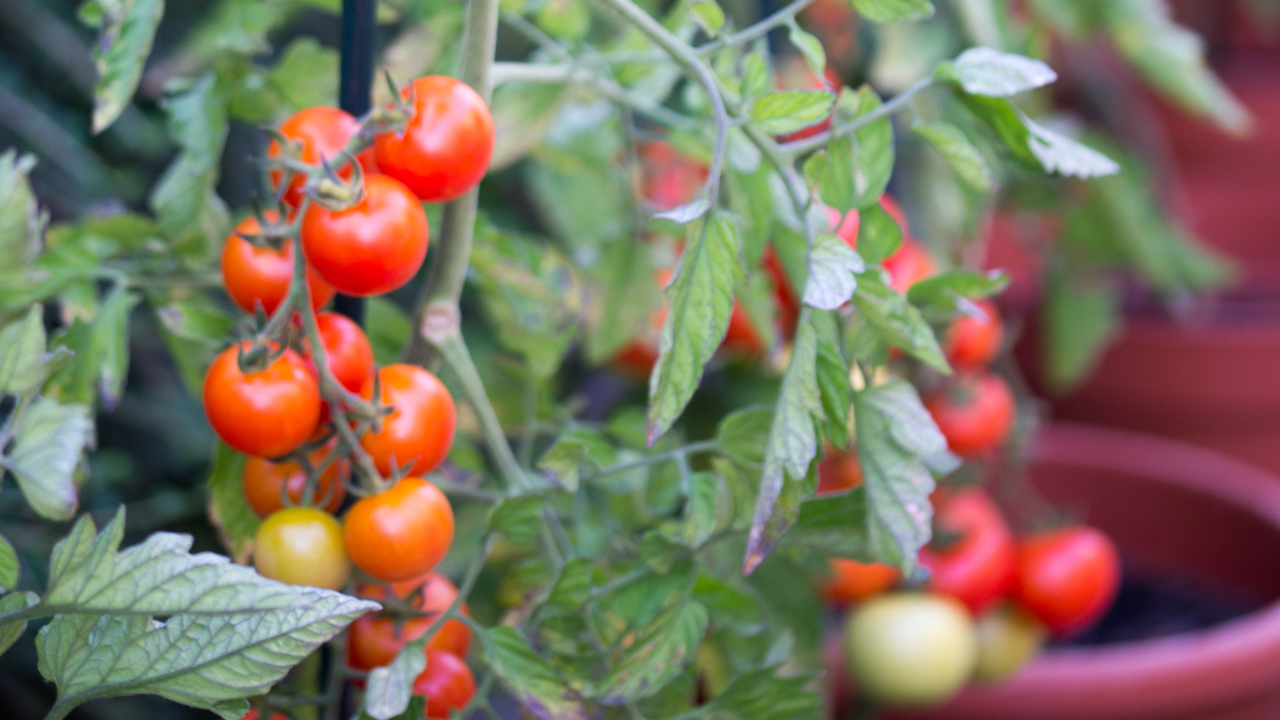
206,75 -> 494,719
818,455 -> 1122,708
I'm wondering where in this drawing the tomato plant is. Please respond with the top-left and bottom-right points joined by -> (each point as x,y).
413,649 -> 478,719
344,477 -> 455,582
360,364 -> 457,476
254,507 -> 352,590
919,488 -> 1016,615
945,299 -> 1004,371
823,558 -> 899,605
926,372 -> 1017,458
268,106 -> 378,207
242,446 -> 348,516
1015,526 -> 1122,637
348,573 -> 473,673
203,342 -> 322,459
220,212 -> 336,316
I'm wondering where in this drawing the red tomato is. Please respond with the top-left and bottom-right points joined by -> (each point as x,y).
413,649 -> 477,719
240,710 -> 288,720
722,300 -> 766,356
824,558 -> 900,605
945,299 -> 1004,371
348,572 -> 473,674
817,447 -> 863,495
926,372 -> 1015,458
374,76 -> 494,203
269,106 -> 377,207
879,194 -> 909,229
638,140 -> 709,211
824,206 -> 861,249
1015,526 -> 1121,637
920,489 -> 1016,615
360,364 -> 456,477
301,174 -> 428,297
220,212 -> 335,316
344,476 -> 455,582
243,445 -> 348,517
204,343 -> 321,458
883,238 -> 937,293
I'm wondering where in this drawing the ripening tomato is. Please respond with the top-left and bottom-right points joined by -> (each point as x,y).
926,372 -> 1016,458
920,488 -> 1016,615
414,649 -> 477,719
301,174 -> 428,297
254,507 -> 351,590
884,238 -> 938,293
817,447 -> 863,495
220,212 -> 336,316
344,477 -> 455,582
268,106 -> 378,207
204,343 -> 321,458
639,140 -> 709,211
243,445 -> 348,517
946,299 -> 1004,371
348,572 -> 472,674
824,558 -> 900,605
374,76 -> 495,203
239,710 -> 288,720
360,364 -> 456,476
1015,526 -> 1121,637
973,603 -> 1046,684
843,593 -> 977,707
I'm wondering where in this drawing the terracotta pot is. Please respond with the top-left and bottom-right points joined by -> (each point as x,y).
898,424 -> 1280,720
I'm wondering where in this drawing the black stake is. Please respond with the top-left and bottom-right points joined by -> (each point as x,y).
334,0 -> 376,325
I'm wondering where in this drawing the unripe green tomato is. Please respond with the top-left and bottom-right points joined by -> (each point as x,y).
843,593 -> 977,707
973,604 -> 1045,684
254,508 -> 351,590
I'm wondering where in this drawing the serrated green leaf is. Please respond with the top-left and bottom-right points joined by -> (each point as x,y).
0,151 -> 45,283
206,443 -> 258,564
907,269 -> 1010,311
149,73 -> 230,259
0,304 -> 47,398
750,90 -> 837,135
704,665 -> 822,720
689,0 -> 725,33
267,37 -> 339,110
787,22 -> 826,77
939,47 -> 1057,97
45,284 -> 139,409
482,625 -> 589,720
855,202 -> 903,265
364,641 -> 427,720
913,122 -> 998,192
598,601 -> 708,704
0,533 -> 18,593
805,136 -> 856,213
741,53 -> 769,98
5,398 -> 90,521
715,406 -> 772,468
89,0 -> 165,133
682,472 -> 720,547
815,334 -> 852,448
537,437 -> 594,491
546,558 -> 594,612
488,495 -> 545,544
803,233 -> 865,310
155,299 -> 235,344
647,211 -> 741,445
0,591 -> 38,657
852,272 -> 950,372
852,0 -> 935,24
744,317 -> 822,573
848,87 -> 895,208
637,530 -> 686,573
1022,115 -> 1120,178
1043,269 -> 1119,393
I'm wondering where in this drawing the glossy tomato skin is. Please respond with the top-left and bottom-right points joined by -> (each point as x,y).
374,76 -> 494,203
269,106 -> 377,207
344,477 -> 455,582
843,593 -> 977,707
254,507 -> 351,590
221,212 -> 335,315
361,364 -> 457,476
348,572 -> 472,674
413,649 -> 477,719
824,558 -> 899,605
301,174 -> 428,296
926,372 -> 1016,458
1015,526 -> 1121,637
203,343 -> 321,458
920,489 -> 1016,615
946,299 -> 1004,371
243,446 -> 348,517
817,447 -> 863,495
883,238 -> 938,293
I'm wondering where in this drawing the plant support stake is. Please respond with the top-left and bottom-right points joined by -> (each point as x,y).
335,0 -> 376,325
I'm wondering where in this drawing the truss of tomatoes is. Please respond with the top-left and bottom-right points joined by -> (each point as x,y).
207,75 -> 495,718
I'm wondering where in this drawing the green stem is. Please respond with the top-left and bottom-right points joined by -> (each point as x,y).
517,371 -> 539,469
488,62 -> 696,128
583,439 -> 719,482
778,76 -> 936,156
436,334 -> 531,492
694,0 -> 820,56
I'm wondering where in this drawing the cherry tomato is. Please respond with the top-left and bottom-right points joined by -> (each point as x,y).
240,710 -> 288,720
973,603 -> 1045,684
919,488 -> 1016,615
817,446 -> 863,495
413,649 -> 477,719
638,140 -> 709,211
344,476 -> 455,582
374,76 -> 494,203
824,558 -> 899,605
348,572 -> 473,674
301,174 -> 428,297
926,372 -> 1016,458
824,206 -> 861,249
883,238 -> 938,293
945,299 -> 1004,371
204,342 -> 321,458
243,445 -> 348,517
220,212 -> 335,316
254,507 -> 351,590
360,364 -> 457,477
269,106 -> 378,208
843,593 -> 977,707
1015,526 -> 1121,637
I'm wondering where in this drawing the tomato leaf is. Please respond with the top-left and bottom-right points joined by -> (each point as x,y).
488,495 -> 545,545
482,625 -> 590,720
715,406 -> 772,468
741,53 -> 770,98
1023,116 -> 1121,179
703,665 -> 822,720
267,37 -> 339,110
851,0 -> 935,23
682,472 -> 722,547
851,272 -> 950,373
907,269 -> 1010,312
936,48 -> 1057,98
749,90 -> 837,136
84,0 -> 164,133
546,557 -> 594,612
689,0 -> 725,34
854,202 -> 903,265
585,238 -> 660,363
205,443 -> 258,564
744,317 -> 822,574
804,136 -> 856,214
913,121 -> 999,192
646,211 -> 741,446
815,333 -> 852,449
787,21 -> 826,78
0,591 -> 38,657
1043,268 -> 1119,393
0,533 -> 18,594
804,232 -> 865,310
364,643 -> 427,720
847,86 -> 895,208
598,600 -> 708,704
0,304 -> 48,399
4,397 -> 91,521
0,151 -> 45,284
